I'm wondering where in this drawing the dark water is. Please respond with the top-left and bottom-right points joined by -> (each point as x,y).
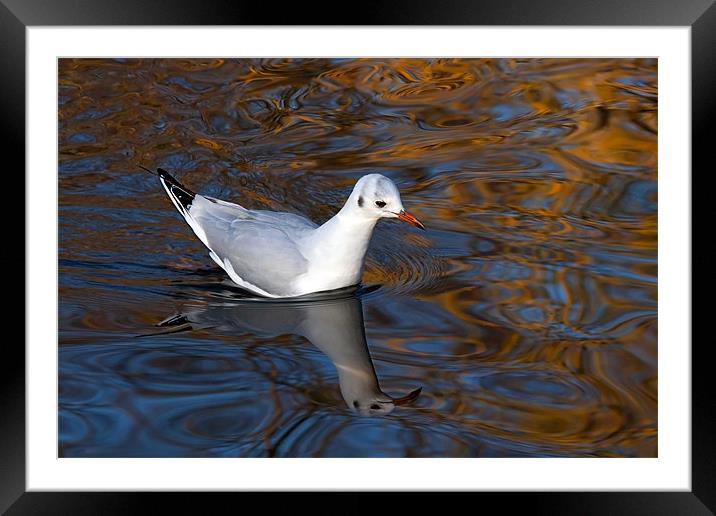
58,58 -> 657,457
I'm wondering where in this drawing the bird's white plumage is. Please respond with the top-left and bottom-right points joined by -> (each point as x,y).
158,172 -> 415,298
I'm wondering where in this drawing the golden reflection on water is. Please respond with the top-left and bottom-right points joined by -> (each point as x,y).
58,58 -> 657,457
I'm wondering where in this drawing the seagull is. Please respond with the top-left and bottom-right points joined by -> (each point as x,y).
141,166 -> 425,298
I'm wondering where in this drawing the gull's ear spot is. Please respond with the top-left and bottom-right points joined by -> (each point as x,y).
358,196 -> 364,207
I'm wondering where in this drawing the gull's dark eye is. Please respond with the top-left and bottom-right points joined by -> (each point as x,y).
375,200 -> 386,208
370,404 -> 380,410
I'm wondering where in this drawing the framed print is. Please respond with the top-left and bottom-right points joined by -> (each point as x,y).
6,0 -> 711,513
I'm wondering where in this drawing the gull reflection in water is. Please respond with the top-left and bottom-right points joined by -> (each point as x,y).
158,290 -> 421,416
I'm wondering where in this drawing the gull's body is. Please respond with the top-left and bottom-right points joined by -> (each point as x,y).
145,167 -> 424,298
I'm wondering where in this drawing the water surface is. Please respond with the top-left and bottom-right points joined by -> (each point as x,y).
59,58 -> 657,457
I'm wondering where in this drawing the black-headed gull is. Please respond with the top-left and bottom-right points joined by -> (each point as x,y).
142,167 -> 424,298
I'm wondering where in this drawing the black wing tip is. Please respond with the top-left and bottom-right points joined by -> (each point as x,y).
156,167 -> 181,187
139,165 -> 173,182
156,314 -> 190,327
150,166 -> 197,213
140,165 -> 195,198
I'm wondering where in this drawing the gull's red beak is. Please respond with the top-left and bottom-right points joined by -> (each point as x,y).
396,210 -> 425,230
391,387 -> 423,406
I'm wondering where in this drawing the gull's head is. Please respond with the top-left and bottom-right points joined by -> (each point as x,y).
349,174 -> 425,230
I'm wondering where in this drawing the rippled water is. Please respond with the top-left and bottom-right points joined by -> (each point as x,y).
58,58 -> 657,457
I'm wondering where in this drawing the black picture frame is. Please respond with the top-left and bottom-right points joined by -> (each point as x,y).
5,0 -> 711,513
